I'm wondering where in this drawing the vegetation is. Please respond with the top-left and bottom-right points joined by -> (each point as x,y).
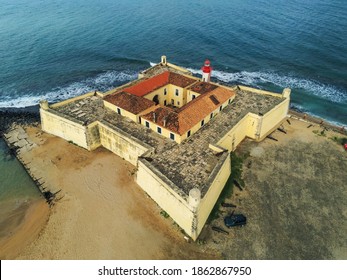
160,210 -> 169,218
207,152 -> 246,223
312,129 -> 327,137
330,136 -> 347,146
68,140 -> 78,146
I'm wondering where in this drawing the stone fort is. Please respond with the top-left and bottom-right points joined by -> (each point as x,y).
39,56 -> 291,240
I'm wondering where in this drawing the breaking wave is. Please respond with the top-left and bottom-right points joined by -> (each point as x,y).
187,67 -> 347,104
0,70 -> 137,108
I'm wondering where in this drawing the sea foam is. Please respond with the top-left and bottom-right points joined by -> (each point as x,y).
187,67 -> 347,104
0,70 -> 137,108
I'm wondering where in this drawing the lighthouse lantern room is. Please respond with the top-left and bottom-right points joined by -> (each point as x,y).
201,59 -> 212,82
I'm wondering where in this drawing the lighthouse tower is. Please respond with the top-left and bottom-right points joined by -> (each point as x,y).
201,59 -> 212,82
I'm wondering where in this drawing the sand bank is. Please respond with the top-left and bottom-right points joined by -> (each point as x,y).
0,198 -> 49,259
9,126 -> 214,260
3,113 -> 346,260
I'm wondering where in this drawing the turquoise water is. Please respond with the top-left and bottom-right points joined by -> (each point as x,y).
0,139 -> 42,239
0,0 -> 346,125
0,139 -> 39,201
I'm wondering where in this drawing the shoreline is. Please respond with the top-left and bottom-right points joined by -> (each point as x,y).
0,108 -> 346,259
0,198 -> 50,260
10,126 -> 217,259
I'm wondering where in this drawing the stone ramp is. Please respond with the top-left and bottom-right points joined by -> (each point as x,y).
3,125 -> 63,205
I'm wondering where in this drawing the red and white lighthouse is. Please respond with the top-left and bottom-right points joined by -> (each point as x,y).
201,59 -> 212,82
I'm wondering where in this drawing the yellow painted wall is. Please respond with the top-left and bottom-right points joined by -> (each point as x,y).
103,100 -> 137,122
140,119 -> 180,143
86,121 -> 101,151
99,121 -> 149,165
217,97 -> 289,151
40,109 -> 89,149
258,98 -> 290,140
143,86 -> 168,106
197,153 -> 231,235
136,159 -> 196,238
186,90 -> 201,103
143,85 -> 186,108
217,115 -> 249,151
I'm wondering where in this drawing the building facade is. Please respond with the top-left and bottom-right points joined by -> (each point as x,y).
40,56 -> 291,240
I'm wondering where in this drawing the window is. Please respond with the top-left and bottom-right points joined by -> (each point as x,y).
201,120 -> 205,126
210,113 -> 213,119
117,108 -> 121,115
219,105 -> 223,111
187,130 -> 191,137
145,121 -> 150,128
175,89 -> 179,96
164,88 -> 167,95
157,127 -> 162,134
164,100 -> 167,106
170,133 -> 175,140
192,94 -> 196,100
171,99 -> 174,105
177,101 -> 180,106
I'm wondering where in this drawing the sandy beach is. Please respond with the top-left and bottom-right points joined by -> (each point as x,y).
1,114 -> 346,260
2,126 -> 215,260
0,198 -> 49,259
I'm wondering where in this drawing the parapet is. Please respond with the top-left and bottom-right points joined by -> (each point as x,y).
282,88 -> 291,98
39,100 -> 49,110
189,188 -> 201,209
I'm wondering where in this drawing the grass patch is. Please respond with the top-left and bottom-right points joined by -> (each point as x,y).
329,136 -> 347,145
207,152 -> 245,223
160,210 -> 169,219
313,129 -> 327,137
68,140 -> 78,146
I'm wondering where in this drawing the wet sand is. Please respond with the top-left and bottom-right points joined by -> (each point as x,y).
5,126 -> 214,260
0,198 -> 49,259
2,115 -> 346,260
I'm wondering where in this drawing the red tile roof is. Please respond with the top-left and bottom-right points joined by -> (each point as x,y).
123,71 -> 197,97
188,81 -> 218,94
105,70 -> 236,136
125,71 -> 170,97
104,91 -> 155,115
142,86 -> 236,135
168,72 -> 197,88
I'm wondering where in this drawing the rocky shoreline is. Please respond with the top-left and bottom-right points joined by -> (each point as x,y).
0,107 -> 61,205
0,106 -> 40,136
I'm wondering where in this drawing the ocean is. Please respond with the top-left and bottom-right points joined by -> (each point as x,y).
0,0 -> 346,250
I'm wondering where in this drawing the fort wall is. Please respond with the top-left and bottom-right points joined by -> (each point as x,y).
136,158 -> 195,237
98,120 -> 151,166
197,152 -> 231,235
40,108 -> 90,149
38,60 -> 291,241
258,97 -> 290,140
86,121 -> 101,151
218,114 -> 253,151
